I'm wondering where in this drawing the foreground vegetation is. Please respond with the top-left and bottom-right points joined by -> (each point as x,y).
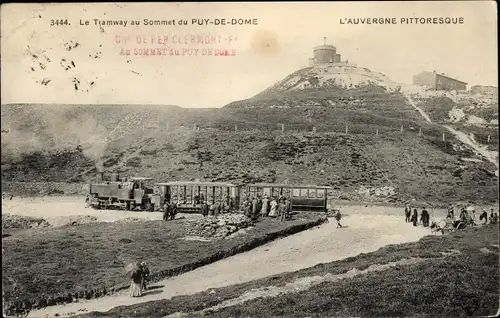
80,224 -> 499,317
2,213 -> 325,311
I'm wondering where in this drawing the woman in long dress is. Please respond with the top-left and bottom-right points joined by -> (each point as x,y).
129,269 -> 142,297
269,198 -> 278,217
261,196 -> 269,217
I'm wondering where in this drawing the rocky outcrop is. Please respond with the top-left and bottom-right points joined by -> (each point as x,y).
1,214 -> 51,230
185,214 -> 254,239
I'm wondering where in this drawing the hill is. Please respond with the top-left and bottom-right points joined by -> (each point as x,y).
1,64 -> 498,203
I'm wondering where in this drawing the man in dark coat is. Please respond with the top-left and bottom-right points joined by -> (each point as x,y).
411,209 -> 418,227
140,261 -> 150,291
420,208 -> 430,227
170,202 -> 177,220
201,201 -> 209,217
251,197 -> 258,219
285,197 -> 292,215
163,202 -> 170,221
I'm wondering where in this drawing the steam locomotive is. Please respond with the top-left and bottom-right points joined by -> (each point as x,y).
86,173 -> 161,211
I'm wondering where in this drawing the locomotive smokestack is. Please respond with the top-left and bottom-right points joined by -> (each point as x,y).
96,159 -> 104,182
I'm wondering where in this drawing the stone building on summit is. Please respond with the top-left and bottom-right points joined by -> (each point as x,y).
413,71 -> 467,91
308,37 -> 348,66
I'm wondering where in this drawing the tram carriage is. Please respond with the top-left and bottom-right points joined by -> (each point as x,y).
243,183 -> 331,213
155,181 -> 241,213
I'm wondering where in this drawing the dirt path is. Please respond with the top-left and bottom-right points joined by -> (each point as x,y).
28,215 -> 431,317
405,94 -> 433,124
443,124 -> 499,169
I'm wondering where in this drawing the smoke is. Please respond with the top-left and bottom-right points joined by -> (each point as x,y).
1,107 -> 110,164
63,114 -> 109,162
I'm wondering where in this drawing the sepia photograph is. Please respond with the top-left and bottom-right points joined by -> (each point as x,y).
1,2 -> 498,317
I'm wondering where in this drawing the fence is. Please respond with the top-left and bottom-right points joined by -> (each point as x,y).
160,121 -> 493,147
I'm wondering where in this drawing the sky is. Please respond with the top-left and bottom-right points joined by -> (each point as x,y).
1,1 -> 497,108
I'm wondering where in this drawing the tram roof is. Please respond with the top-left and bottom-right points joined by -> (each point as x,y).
155,181 -> 238,187
248,183 -> 332,189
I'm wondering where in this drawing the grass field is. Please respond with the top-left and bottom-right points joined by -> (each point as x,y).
79,224 -> 499,317
2,213 -> 325,311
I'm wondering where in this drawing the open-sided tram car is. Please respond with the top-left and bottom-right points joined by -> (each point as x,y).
155,181 -> 241,213
88,174 -> 161,211
243,183 -> 330,213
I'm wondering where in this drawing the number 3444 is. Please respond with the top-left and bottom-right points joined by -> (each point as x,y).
50,19 -> 70,26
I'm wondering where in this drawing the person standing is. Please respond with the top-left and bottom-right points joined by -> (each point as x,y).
251,197 -> 258,219
229,197 -> 235,212
405,205 -> 411,223
140,262 -> 150,291
261,195 -> 269,217
447,204 -> 455,219
411,209 -> 418,227
129,268 -> 142,297
459,208 -> 468,224
170,201 -> 177,220
480,209 -> 488,224
491,212 -> 498,225
279,201 -> 287,222
208,203 -> 214,216
335,210 -> 343,228
269,197 -> 278,217
421,208 -> 429,227
201,201 -> 209,217
285,197 -> 292,217
243,200 -> 251,217
163,202 -> 170,221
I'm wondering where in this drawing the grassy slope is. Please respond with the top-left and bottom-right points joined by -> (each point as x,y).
80,225 -> 499,318
1,86 -> 498,203
2,214 -> 323,304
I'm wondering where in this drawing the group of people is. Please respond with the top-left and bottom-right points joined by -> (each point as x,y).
479,208 -> 499,225
129,261 -> 150,298
404,205 -> 430,227
447,204 -> 498,226
200,199 -> 232,217
406,203 -> 499,229
241,195 -> 291,221
162,201 -> 178,221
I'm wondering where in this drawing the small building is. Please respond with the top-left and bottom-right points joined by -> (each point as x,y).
413,71 -> 467,91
